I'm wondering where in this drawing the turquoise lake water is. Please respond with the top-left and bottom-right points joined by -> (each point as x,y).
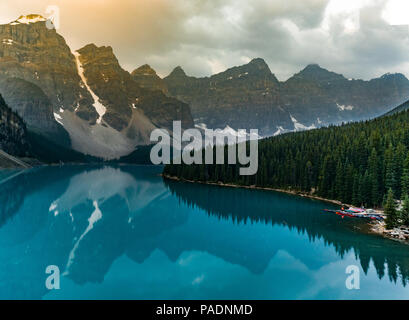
0,165 -> 408,300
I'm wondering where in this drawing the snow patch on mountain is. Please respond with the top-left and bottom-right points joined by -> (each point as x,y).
189,123 -> 260,150
53,112 -> 63,125
14,15 -> 46,24
273,126 -> 286,136
195,123 -> 260,141
74,51 -> 106,124
337,103 -> 354,111
290,114 -> 316,131
53,110 -> 137,159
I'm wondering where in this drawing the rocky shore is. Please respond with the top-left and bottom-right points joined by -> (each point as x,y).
370,221 -> 409,242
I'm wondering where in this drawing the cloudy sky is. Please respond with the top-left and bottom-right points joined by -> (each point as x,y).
1,0 -> 409,80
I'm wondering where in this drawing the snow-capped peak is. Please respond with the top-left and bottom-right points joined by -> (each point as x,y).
12,14 -> 46,25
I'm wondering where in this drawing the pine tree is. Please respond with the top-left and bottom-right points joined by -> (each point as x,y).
385,189 -> 398,229
402,194 -> 409,226
368,148 -> 380,206
385,145 -> 396,195
165,110 -> 409,212
401,153 -> 409,197
394,143 -> 406,199
352,173 -> 361,206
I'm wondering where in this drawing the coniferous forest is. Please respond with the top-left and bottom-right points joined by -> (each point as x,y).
164,110 -> 409,210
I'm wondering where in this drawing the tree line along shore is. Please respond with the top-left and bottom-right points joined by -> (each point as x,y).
164,110 -> 409,234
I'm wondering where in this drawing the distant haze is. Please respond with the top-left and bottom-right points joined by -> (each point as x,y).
1,0 -> 409,80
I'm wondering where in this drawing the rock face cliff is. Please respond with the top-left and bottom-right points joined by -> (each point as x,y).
0,94 -> 29,157
163,59 -> 409,135
0,15 -> 194,159
0,77 -> 70,146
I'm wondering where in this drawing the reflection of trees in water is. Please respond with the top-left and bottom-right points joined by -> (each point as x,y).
164,179 -> 409,286
2,166 -> 408,299
0,173 -> 27,227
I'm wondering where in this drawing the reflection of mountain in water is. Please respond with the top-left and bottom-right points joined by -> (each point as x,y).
1,165 -> 409,300
0,165 -> 187,298
164,179 -> 409,286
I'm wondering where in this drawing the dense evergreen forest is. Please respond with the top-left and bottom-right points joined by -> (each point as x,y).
164,110 -> 409,211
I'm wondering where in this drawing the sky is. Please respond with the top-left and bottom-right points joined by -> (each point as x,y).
1,0 -> 409,80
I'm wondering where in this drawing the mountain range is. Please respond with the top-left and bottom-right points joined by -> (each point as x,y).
159,60 -> 409,135
0,14 -> 409,161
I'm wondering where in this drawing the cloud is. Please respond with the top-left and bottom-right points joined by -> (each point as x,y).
0,0 -> 408,80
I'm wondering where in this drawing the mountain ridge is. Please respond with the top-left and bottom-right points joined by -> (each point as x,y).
383,99 -> 409,117
157,59 -> 409,134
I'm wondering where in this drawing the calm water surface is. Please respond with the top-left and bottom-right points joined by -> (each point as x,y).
0,165 -> 408,300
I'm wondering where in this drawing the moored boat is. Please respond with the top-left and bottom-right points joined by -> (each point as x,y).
324,207 -> 385,221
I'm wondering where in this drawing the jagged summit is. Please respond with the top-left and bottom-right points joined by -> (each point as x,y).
77,43 -> 98,51
131,64 -> 157,76
78,43 -> 113,53
76,44 -> 118,67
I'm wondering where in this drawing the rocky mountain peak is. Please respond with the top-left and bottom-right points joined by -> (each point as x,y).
131,64 -> 168,94
295,63 -> 345,83
248,57 -> 269,69
75,44 -> 125,81
77,44 -> 116,61
131,64 -> 157,76
210,57 -> 278,86
243,57 -> 275,79
300,63 -> 329,75
167,66 -> 187,79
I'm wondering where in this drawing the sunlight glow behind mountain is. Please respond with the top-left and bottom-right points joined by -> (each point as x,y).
0,0 -> 408,80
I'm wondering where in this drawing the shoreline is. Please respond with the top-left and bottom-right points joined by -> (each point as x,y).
162,174 -> 348,206
162,174 -> 409,244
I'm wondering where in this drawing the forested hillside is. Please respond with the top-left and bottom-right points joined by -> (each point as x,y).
0,94 -> 29,157
164,109 -> 409,208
